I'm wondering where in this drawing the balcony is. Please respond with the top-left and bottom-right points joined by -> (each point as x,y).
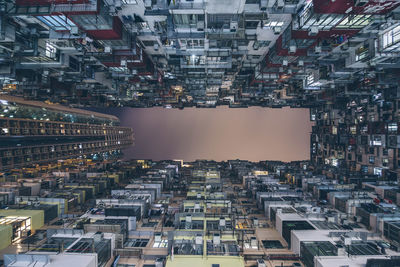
169,0 -> 205,11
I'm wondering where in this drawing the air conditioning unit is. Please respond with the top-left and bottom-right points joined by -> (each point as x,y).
144,0 -> 152,9
283,60 -> 288,66
153,43 -> 159,51
115,0 -> 122,8
298,60 -> 304,66
253,41 -> 260,50
315,46 -> 322,53
289,45 -> 296,53
197,21 -> 204,31
121,59 -> 127,66
257,259 -> 266,267
277,0 -> 284,9
309,26 -> 318,36
273,26 -> 282,35
260,0 -> 267,10
213,234 -> 220,245
230,21 -> 238,32
104,46 -> 112,53
195,234 -> 202,245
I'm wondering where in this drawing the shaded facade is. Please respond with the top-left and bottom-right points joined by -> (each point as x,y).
0,96 -> 134,170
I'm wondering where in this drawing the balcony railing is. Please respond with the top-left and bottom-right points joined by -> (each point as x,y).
169,0 -> 205,10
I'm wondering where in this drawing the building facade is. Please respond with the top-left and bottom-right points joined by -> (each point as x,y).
0,96 -> 134,170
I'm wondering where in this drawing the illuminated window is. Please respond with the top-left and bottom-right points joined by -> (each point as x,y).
388,122 -> 398,133
45,41 -> 57,59
381,25 -> 400,51
263,21 -> 284,29
153,239 -> 168,248
336,15 -> 371,29
331,158 -> 338,167
180,39 -> 205,49
374,167 -> 383,176
383,158 -> 389,167
355,45 -> 369,62
371,136 -> 382,146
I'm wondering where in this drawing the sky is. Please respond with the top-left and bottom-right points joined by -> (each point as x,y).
93,106 -> 313,162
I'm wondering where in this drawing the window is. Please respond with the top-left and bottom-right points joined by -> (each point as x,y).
371,136 -> 382,146
153,239 -> 168,248
217,40 -> 232,48
383,158 -> 389,167
361,165 -> 368,173
37,15 -> 76,31
350,126 -> 356,135
369,156 -> 375,164
245,20 -> 259,29
259,41 -> 271,47
294,39 -> 314,49
142,40 -> 155,47
355,45 -> 369,62
383,149 -> 389,156
121,0 -> 137,4
245,0 -> 259,3
69,15 -> 112,30
306,73 -> 315,86
173,14 -> 204,28
263,21 -> 284,29
45,41 -> 57,59
336,15 -> 371,29
180,39 -> 205,49
124,238 -> 149,247
388,123 -> 398,133
374,167 -> 383,177
302,13 -> 344,31
381,25 -> 400,51
331,158 -> 338,167
299,1 -> 313,27
109,67 -> 129,73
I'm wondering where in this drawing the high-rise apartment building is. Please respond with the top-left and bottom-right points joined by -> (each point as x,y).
0,96 -> 134,170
